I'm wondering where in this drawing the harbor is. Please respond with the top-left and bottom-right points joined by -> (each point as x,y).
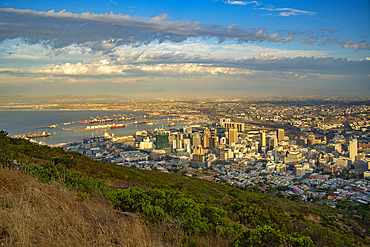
14,130 -> 55,139
3,110 -> 201,146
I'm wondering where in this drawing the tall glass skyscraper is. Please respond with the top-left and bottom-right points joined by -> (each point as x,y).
156,131 -> 170,150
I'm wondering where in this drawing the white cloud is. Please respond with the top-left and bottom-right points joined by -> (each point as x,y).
277,8 -> 316,17
225,0 -> 262,6
259,6 -> 316,17
33,60 -> 255,78
224,1 -> 316,17
100,39 -> 328,61
137,63 -> 254,76
36,61 -> 127,75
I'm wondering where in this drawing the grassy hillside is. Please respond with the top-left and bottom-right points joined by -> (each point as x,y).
0,165 -> 162,246
1,130 -> 369,246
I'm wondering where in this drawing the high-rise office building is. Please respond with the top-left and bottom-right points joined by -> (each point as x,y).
172,133 -> 183,149
260,131 -> 266,147
349,139 -> 358,161
192,133 -> 202,147
210,135 -> 219,149
269,136 -> 277,149
277,129 -> 284,142
203,133 -> 210,148
229,127 -> 238,144
156,131 -> 170,150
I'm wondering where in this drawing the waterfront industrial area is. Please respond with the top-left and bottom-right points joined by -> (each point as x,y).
6,96 -> 370,206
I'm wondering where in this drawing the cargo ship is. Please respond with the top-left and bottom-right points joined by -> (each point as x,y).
81,124 -> 114,131
134,121 -> 147,125
25,131 -> 55,138
110,124 -> 126,129
81,118 -> 115,123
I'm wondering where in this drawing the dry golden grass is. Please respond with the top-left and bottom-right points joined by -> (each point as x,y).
0,167 -> 164,247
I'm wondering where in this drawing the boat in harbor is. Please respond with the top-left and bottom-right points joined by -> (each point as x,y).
24,131 -> 55,138
134,121 -> 147,125
79,124 -> 114,131
110,124 -> 126,129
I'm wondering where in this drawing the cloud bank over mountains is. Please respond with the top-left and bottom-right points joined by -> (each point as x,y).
2,50 -> 368,84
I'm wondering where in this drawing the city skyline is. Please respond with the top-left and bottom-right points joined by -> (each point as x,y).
0,0 -> 369,97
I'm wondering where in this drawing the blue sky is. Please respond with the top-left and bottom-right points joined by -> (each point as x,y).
0,0 -> 369,97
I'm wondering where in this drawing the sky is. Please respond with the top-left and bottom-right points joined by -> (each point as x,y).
0,0 -> 369,98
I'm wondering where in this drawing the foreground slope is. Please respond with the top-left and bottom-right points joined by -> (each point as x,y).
0,166 -> 163,246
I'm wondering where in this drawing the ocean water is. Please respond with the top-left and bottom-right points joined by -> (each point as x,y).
0,110 -> 177,145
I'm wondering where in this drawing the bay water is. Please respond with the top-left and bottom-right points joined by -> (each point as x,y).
0,110 -> 176,145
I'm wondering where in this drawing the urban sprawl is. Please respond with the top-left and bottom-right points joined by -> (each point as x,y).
53,98 -> 370,206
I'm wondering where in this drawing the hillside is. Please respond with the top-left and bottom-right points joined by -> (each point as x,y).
0,165 -> 163,246
0,130 -> 369,246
